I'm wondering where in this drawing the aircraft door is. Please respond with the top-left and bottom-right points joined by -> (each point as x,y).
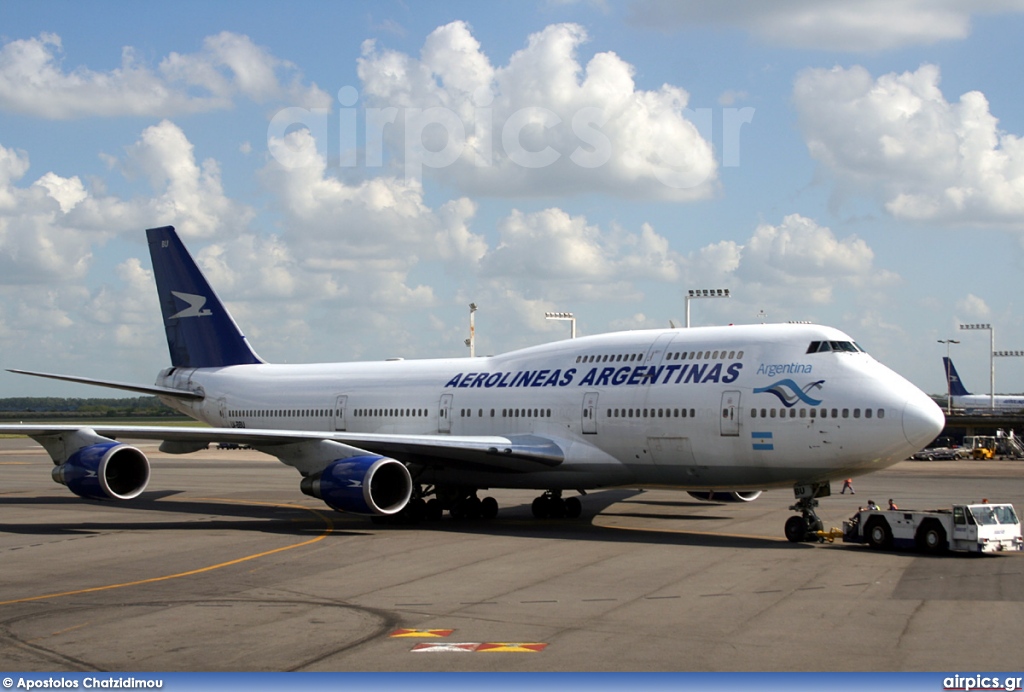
720,390 -> 740,436
645,332 -> 676,363
439,393 -> 453,433
582,391 -> 599,434
333,395 -> 348,431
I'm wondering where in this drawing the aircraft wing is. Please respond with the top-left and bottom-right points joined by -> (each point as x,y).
0,424 -> 565,471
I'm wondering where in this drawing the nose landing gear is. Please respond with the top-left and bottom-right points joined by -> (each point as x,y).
785,482 -> 829,542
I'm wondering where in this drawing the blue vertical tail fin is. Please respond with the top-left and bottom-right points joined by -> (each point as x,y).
147,226 -> 264,368
943,357 -> 970,397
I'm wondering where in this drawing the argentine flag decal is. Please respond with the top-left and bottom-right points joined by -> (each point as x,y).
752,431 -> 774,451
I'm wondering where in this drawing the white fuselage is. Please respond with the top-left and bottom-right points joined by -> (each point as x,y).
951,394 -> 1024,412
157,324 -> 944,492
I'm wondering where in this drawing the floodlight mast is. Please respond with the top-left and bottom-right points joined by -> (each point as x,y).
466,303 -> 477,357
685,289 -> 730,328
544,311 -> 576,339
994,349 -> 1024,409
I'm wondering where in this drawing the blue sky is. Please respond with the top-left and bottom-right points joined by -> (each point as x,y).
2,0 -> 1024,398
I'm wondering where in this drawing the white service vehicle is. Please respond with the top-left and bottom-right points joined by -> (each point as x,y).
843,503 -> 1023,553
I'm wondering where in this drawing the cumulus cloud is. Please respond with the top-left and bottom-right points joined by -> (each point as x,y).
262,128 -> 486,268
687,214 -> 894,306
0,121 -> 253,290
956,293 -> 991,318
356,21 -> 717,200
795,64 -> 1024,227
481,208 -> 679,291
627,0 -> 1022,52
0,32 -> 330,119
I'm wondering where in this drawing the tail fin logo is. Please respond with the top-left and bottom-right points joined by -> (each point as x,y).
169,291 -> 213,319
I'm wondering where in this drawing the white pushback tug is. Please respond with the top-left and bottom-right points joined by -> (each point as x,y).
842,502 -> 1023,553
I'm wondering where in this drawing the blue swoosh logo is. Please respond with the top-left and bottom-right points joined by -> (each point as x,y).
753,379 -> 825,407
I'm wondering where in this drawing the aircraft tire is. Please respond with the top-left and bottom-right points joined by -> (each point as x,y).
531,496 -> 550,519
459,496 -> 481,520
425,499 -> 443,521
784,515 -> 809,543
564,496 -> 582,519
548,498 -> 567,519
480,496 -> 498,520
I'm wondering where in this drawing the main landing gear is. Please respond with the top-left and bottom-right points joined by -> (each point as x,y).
379,485 -> 586,523
784,482 -> 829,542
530,490 -> 583,519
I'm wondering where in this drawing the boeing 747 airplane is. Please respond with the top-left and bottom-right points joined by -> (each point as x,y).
943,357 -> 1024,412
2,226 -> 944,542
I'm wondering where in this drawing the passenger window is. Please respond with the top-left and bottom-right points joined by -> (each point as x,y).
751,409 -> 757,418
842,409 -> 849,418
737,351 -> 744,359
865,408 -> 872,419
854,408 -> 860,418
799,409 -> 806,418
770,409 -> 776,418
878,409 -> 885,419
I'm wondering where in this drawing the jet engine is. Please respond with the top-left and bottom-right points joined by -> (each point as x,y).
52,441 -> 151,501
688,490 -> 763,503
300,455 -> 412,515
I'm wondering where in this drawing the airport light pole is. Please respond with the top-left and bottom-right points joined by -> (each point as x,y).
465,303 -> 477,357
960,323 -> 994,410
937,339 -> 960,414
685,288 -> 730,328
545,311 -> 576,339
994,351 -> 1024,403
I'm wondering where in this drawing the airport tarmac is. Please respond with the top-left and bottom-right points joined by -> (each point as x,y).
1,436 -> 1023,672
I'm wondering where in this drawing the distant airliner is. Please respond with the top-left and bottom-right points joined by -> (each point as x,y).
943,357 -> 1024,412
2,226 -> 944,542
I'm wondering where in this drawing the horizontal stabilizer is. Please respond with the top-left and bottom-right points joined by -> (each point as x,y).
6,369 -> 203,400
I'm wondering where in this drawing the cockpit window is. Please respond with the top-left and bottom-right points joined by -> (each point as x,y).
807,340 -> 865,354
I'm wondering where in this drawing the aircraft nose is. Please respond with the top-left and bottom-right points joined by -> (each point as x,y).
902,393 -> 945,450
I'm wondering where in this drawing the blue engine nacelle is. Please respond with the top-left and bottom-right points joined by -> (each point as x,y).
299,455 -> 412,515
52,441 -> 151,501
688,490 -> 763,503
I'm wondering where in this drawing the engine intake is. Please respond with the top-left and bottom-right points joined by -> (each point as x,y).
688,490 -> 762,503
300,455 -> 412,515
52,442 -> 151,501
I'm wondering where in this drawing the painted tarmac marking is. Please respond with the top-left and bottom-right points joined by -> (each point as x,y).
411,642 -> 548,653
0,498 -> 334,607
390,629 -> 454,638
412,643 -> 480,653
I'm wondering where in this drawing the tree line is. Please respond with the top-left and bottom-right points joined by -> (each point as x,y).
0,396 -> 183,419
